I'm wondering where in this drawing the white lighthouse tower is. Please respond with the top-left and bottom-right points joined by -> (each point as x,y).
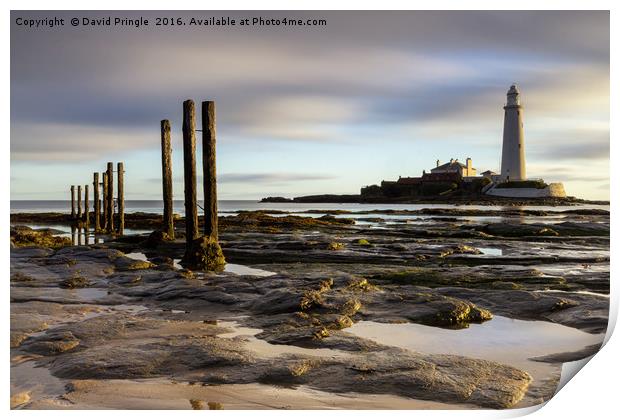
500,84 -> 526,181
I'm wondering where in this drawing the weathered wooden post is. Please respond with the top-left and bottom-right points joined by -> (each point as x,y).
70,186 -> 76,218
202,101 -> 219,241
182,100 -> 199,255
180,100 -> 225,270
84,185 -> 90,227
77,185 -> 82,219
106,162 -> 114,233
117,162 -> 124,235
93,172 -> 101,231
102,172 -> 108,231
161,120 -> 174,239
177,101 -> 226,270
84,184 -> 90,226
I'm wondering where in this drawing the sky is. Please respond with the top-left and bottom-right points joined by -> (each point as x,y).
10,11 -> 609,200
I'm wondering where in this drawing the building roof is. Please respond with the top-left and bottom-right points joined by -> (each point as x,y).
422,172 -> 462,182
481,170 -> 497,175
396,177 -> 422,185
432,161 -> 466,172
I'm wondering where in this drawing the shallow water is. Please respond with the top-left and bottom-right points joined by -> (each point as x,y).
125,252 -> 151,263
10,199 -> 610,215
11,224 -> 152,246
531,289 -> 610,298
223,264 -> 276,277
11,287 -> 111,304
346,316 -> 603,394
477,247 -> 503,256
71,288 -> 110,301
12,200 -> 609,234
217,320 -> 344,359
10,360 -> 67,407
125,252 -> 276,277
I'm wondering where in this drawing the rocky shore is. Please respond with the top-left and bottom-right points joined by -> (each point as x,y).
260,194 -> 609,206
10,206 -> 609,409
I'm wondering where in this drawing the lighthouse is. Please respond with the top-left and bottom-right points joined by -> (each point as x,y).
500,84 -> 526,181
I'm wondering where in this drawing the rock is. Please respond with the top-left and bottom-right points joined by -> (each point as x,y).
436,288 -> 608,333
553,222 -> 610,236
182,236 -> 226,271
113,256 -> 156,271
530,343 -> 603,363
189,399 -> 205,409
143,230 -> 173,248
11,332 -> 29,347
318,215 -> 355,225
10,313 -> 49,347
363,291 -> 493,328
478,223 -> 559,237
59,274 -> 91,289
251,289 -> 306,314
49,335 -> 255,379
150,256 -> 175,268
10,391 -> 31,409
11,272 -> 36,282
326,242 -> 345,251
10,225 -> 71,249
203,350 -> 531,409
21,330 -> 80,355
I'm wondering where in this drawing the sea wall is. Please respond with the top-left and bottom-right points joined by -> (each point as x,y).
485,183 -> 566,198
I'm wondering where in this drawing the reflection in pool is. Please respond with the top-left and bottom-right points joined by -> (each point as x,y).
478,247 -> 503,256
346,315 -> 603,401
347,316 -> 602,366
223,264 -> 276,277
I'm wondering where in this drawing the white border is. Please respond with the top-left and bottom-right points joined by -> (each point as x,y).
3,2 -> 616,420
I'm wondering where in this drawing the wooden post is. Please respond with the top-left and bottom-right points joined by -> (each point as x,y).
93,172 -> 101,231
202,101 -> 219,241
102,172 -> 108,231
77,185 -> 82,219
106,162 -> 114,233
182,100 -> 199,253
70,186 -> 76,218
161,120 -> 174,239
117,162 -> 124,235
84,184 -> 90,227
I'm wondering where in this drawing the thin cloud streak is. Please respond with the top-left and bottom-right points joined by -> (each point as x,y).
144,173 -> 337,184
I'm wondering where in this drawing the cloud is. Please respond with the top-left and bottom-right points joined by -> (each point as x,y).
527,163 -> 608,183
145,172 -> 336,184
220,172 -> 336,184
11,11 -> 609,147
531,141 -> 609,161
10,11 -> 609,200
10,122 -> 157,161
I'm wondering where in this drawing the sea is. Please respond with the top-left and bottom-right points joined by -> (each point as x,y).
10,200 -> 610,216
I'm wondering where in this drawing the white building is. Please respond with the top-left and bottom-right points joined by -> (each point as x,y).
485,84 -> 566,198
500,84 -> 526,181
431,158 -> 476,177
